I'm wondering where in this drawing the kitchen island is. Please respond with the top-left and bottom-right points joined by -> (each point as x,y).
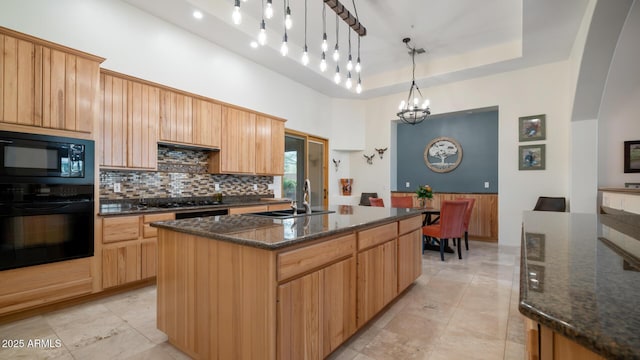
520,209 -> 640,359
151,206 -> 424,360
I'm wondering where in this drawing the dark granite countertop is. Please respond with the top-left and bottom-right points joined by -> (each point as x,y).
98,197 -> 291,216
150,205 -> 422,250
520,210 -> 640,359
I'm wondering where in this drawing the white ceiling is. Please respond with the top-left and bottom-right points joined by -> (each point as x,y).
122,0 -> 590,99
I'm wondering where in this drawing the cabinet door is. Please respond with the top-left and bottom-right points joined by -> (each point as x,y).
160,90 -> 192,144
255,115 -> 285,175
278,271 -> 321,360
357,239 -> 397,327
221,106 -> 256,173
397,229 -> 422,292
102,242 -> 141,288
322,257 -> 356,357
0,34 -> 37,126
192,98 -> 222,148
41,48 -> 99,133
100,74 -> 128,167
141,239 -> 157,279
128,81 -> 159,169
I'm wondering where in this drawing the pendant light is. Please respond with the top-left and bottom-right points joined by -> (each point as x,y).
332,14 -> 340,62
346,31 -> 353,71
265,0 -> 274,19
301,0 -> 309,65
232,0 -> 242,25
356,75 -> 362,93
397,38 -> 431,125
257,0 -> 267,45
334,65 -> 341,84
320,3 -> 327,71
280,0 -> 288,56
285,0 -> 292,29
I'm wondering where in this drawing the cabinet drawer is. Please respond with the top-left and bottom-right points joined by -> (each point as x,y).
143,213 -> 175,238
399,215 -> 422,235
267,203 -> 291,211
103,216 -> 140,243
358,222 -> 398,250
278,234 -> 356,282
229,205 -> 268,214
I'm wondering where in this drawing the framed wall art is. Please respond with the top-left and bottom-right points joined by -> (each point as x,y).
624,140 -> 640,173
519,144 -> 546,170
423,136 -> 463,173
519,114 -> 546,142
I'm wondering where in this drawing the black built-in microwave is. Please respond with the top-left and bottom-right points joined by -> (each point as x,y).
0,130 -> 94,184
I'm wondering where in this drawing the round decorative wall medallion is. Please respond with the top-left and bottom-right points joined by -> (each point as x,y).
423,137 -> 463,173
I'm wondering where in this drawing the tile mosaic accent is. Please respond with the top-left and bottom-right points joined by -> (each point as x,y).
100,146 -> 274,200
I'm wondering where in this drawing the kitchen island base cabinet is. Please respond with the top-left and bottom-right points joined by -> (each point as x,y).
525,319 -> 605,360
155,214 -> 422,360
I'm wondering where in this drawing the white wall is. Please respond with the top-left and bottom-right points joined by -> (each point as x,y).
598,0 -> 640,187
354,62 -> 573,246
0,0 -> 332,138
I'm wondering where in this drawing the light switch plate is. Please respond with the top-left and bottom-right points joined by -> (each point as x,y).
406,182 -> 410,188
114,182 -> 121,193
484,181 -> 490,189
253,184 -> 258,190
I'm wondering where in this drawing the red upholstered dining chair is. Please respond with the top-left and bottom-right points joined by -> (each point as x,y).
455,198 -> 476,251
422,200 -> 468,261
391,196 -> 413,208
369,197 -> 385,207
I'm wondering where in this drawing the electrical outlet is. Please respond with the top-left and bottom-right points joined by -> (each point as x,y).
406,182 -> 410,188
214,183 -> 220,191
267,183 -> 275,190
253,184 -> 258,190
484,181 -> 490,189
114,182 -> 121,193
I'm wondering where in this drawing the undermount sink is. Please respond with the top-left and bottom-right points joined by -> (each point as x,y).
243,209 -> 335,219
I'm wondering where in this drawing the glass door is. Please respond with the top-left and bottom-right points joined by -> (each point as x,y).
284,132 -> 328,208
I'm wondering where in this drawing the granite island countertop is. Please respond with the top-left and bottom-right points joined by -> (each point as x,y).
150,205 -> 422,250
98,197 -> 291,216
520,210 -> 640,359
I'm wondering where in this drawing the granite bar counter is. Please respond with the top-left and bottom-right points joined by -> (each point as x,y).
150,205 -> 422,249
520,210 -> 640,359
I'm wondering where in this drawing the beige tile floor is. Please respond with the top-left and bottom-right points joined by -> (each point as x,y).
0,240 -> 525,360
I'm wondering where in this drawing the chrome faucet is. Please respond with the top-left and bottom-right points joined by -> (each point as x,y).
302,179 -> 311,214
291,200 -> 297,215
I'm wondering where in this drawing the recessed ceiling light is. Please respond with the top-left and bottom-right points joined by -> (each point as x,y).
193,10 -> 203,19
250,41 -> 259,49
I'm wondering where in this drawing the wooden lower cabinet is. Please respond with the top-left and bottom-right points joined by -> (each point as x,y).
102,241 -> 141,288
525,319 -> 605,360
156,215 -> 422,359
357,240 -> 397,327
277,257 -> 356,360
101,213 -> 174,289
397,229 -> 422,292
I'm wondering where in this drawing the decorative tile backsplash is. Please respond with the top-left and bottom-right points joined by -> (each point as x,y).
99,146 -> 274,200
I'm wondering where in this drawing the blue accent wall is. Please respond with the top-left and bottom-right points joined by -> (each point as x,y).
396,110 -> 498,193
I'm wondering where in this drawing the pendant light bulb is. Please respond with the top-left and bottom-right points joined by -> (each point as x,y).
347,55 -> 353,71
232,0 -> 242,25
258,20 -> 267,45
422,99 -> 430,109
333,44 -> 340,62
320,52 -> 327,72
356,77 -> 362,94
334,66 -> 341,84
280,34 -> 288,56
301,46 -> 309,66
399,100 -> 406,111
355,57 -> 361,73
265,0 -> 273,19
345,72 -> 352,89
285,6 -> 292,29
321,33 -> 328,52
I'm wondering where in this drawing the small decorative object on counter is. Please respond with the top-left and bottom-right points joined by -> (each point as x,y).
415,184 -> 433,208
340,178 -> 353,195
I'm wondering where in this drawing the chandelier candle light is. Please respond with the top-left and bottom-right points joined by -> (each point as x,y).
397,37 -> 431,125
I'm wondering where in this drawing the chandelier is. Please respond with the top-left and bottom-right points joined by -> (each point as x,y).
230,0 -> 366,94
397,38 -> 431,125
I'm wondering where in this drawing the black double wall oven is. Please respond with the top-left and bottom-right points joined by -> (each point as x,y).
0,131 -> 95,271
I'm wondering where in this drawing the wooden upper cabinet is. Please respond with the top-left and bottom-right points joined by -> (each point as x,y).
0,29 -> 103,133
159,89 -> 193,144
255,115 -> 285,175
213,106 -> 256,174
100,72 -> 159,170
192,98 -> 221,148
